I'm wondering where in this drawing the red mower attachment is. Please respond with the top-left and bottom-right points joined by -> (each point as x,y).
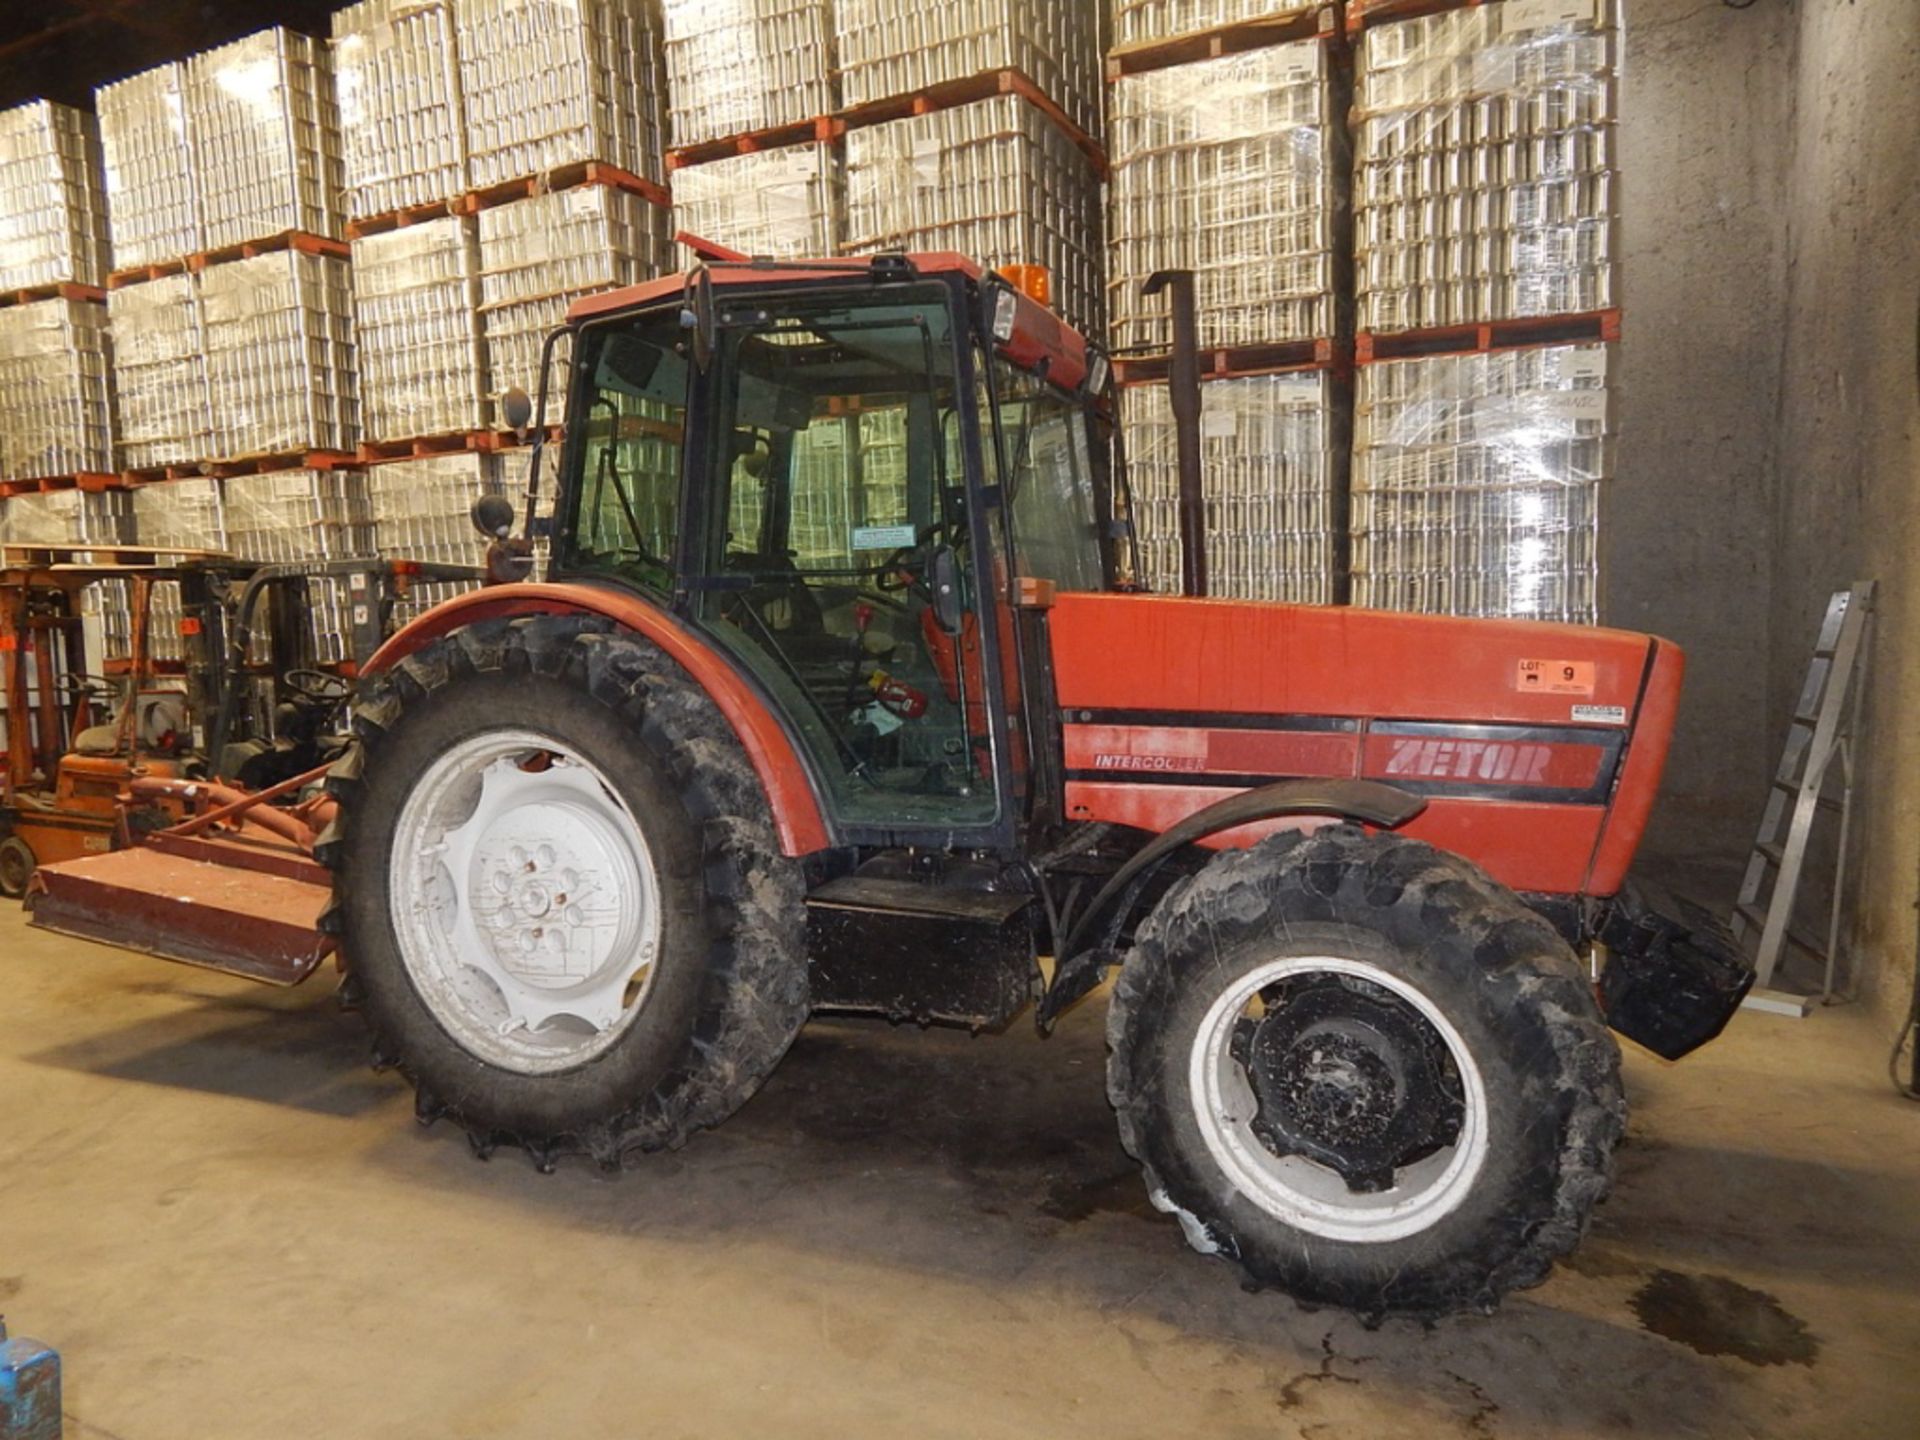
25,764 -> 336,985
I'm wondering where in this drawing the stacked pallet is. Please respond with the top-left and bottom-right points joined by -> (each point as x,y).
101,31 -> 356,473
835,0 -> 1106,337
1103,3 -> 1345,602
0,101 -> 114,492
223,468 -> 375,664
1347,0 -> 1618,624
663,0 -> 842,260
130,479 -> 226,661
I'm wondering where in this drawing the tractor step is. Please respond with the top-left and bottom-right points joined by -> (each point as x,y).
25,840 -> 333,985
805,874 -> 1036,1029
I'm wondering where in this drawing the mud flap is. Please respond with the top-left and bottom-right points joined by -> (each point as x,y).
1596,881 -> 1754,1060
25,835 -> 333,986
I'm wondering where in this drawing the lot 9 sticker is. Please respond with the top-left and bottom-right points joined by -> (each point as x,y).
1516,658 -> 1596,695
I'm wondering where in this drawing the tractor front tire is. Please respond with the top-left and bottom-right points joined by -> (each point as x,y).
321,615 -> 809,1169
1107,826 -> 1624,1320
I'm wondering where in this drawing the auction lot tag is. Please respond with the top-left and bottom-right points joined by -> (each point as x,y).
1516,658 -> 1596,695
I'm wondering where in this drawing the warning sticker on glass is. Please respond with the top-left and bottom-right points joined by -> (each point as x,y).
1516,658 -> 1596,695
851,523 -> 916,550
1571,703 -> 1628,725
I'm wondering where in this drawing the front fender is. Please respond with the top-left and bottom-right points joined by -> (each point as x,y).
362,582 -> 831,856
1036,778 -> 1427,1031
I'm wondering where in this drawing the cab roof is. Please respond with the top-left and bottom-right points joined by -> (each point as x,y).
565,249 -> 1097,395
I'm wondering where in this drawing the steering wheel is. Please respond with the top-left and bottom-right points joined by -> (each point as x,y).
55,673 -> 117,708
282,668 -> 352,704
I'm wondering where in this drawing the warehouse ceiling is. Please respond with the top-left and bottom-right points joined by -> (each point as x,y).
0,3 -> 337,110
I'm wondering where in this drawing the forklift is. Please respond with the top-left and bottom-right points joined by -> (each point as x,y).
0,542 -> 480,896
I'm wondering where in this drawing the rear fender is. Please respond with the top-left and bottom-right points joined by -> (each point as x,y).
361,583 -> 831,857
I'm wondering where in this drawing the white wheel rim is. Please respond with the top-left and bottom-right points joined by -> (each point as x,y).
389,729 -> 664,1075
1189,955 -> 1490,1243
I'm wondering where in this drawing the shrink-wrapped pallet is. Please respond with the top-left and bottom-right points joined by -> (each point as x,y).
1122,372 -> 1337,603
1108,41 -> 1338,353
0,298 -> 114,479
835,0 -> 1101,138
0,101 -> 108,290
457,0 -> 666,189
332,0 -> 469,218
1353,0 -> 1617,332
662,0 -> 836,149
108,275 -> 213,469
476,186 -> 669,425
200,251 -> 358,459
353,215 -> 488,440
843,96 -> 1103,336
186,28 -> 345,250
1350,342 -> 1610,624
97,62 -> 200,271
671,146 -> 843,259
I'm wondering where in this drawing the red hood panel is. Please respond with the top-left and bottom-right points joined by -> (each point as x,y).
1049,594 -> 1653,727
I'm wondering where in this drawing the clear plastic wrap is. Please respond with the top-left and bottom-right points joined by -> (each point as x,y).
671,145 -> 844,259
843,95 -> 1104,336
457,0 -> 666,189
200,251 -> 357,459
662,0 -> 837,149
96,62 -> 200,272
834,0 -> 1101,138
1353,0 -> 1616,332
221,468 -> 374,564
352,215 -> 488,439
0,489 -> 129,546
332,0 -> 469,219
1350,341 -> 1610,623
0,101 -> 109,290
185,28 -> 345,250
108,274 -> 213,468
1114,0 -> 1320,49
132,476 -> 227,550
0,298 -> 114,479
1121,371 -> 1337,603
1108,41 -> 1338,353
476,186 -> 669,425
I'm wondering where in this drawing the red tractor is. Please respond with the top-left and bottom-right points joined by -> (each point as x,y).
28,248 -> 1749,1320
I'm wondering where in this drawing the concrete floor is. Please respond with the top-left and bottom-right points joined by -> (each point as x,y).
2,906 -> 1916,1440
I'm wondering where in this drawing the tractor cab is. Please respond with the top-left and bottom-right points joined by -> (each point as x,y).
540,251 -> 1118,851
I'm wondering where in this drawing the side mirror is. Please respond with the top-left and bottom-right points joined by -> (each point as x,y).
500,386 -> 534,435
471,493 -> 516,539
928,545 -> 964,635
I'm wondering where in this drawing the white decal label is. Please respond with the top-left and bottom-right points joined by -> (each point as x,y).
1572,703 -> 1628,725
851,523 -> 916,550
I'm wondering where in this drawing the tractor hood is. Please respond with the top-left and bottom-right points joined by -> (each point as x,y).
1044,593 -> 1682,899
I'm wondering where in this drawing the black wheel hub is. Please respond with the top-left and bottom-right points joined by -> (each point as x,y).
1232,974 -> 1466,1194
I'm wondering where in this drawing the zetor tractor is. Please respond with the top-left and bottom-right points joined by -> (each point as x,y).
31,248 -> 1749,1320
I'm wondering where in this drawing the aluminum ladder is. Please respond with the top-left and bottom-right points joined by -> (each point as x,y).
1732,581 -> 1875,1017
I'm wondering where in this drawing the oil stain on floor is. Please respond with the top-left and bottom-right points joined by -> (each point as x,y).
1631,1269 -> 1819,1367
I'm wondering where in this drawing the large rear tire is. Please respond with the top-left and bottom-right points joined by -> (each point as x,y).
320,615 -> 809,1168
1107,825 -> 1624,1320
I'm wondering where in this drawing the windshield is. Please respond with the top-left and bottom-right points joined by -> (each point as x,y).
983,357 -> 1105,593
558,311 -> 689,597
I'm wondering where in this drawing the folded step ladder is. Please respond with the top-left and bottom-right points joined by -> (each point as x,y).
1732,581 -> 1875,1017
